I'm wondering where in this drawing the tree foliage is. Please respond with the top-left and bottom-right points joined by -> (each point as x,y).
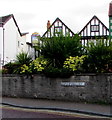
83,39 -> 112,73
37,34 -> 82,68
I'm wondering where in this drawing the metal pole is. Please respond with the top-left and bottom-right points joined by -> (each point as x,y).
0,22 -> 4,66
3,27 -> 4,65
35,48 -> 36,59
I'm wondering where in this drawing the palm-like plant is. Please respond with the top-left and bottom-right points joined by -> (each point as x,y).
4,52 -> 32,74
12,52 -> 32,74
15,52 -> 32,65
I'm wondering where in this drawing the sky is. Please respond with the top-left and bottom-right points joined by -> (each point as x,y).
0,0 -> 111,42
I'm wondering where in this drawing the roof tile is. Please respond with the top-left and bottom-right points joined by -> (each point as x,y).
0,14 -> 28,36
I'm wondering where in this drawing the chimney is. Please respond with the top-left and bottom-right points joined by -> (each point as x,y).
109,2 -> 112,16
47,20 -> 51,30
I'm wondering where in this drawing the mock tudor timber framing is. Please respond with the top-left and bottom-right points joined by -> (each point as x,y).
79,15 -> 109,40
41,16 -> 109,47
42,17 -> 75,38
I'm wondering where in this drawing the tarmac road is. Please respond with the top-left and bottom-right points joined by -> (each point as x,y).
2,105 -> 111,120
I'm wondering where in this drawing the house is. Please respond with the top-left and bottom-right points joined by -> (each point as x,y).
42,17 -> 75,38
0,14 -> 29,66
109,1 -> 112,39
42,16 -> 109,39
78,15 -> 109,46
26,42 -> 35,60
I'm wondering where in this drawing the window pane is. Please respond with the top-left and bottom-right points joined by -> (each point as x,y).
91,25 -> 99,32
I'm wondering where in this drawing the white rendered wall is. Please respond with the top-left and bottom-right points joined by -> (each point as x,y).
1,17 -> 28,65
3,18 -> 18,64
26,44 -> 35,60
17,35 -> 27,54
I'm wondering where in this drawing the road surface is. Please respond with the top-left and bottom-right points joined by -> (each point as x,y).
1,105 -> 110,119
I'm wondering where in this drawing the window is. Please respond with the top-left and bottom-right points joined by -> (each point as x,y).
91,25 -> 99,32
55,28 -> 62,33
55,26 -> 62,35
21,43 -> 24,45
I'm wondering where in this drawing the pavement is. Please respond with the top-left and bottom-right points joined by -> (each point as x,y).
1,97 -> 112,118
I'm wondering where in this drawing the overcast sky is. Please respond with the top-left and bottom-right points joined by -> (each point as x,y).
0,0 -> 111,42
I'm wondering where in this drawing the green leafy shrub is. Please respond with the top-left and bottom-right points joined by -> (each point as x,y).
0,68 -> 8,74
20,64 -> 31,74
44,67 -> 73,78
63,55 -> 87,73
3,52 -> 32,74
20,57 -> 48,74
83,39 -> 112,73
3,62 -> 20,74
37,34 -> 82,68
0,69 -> 2,73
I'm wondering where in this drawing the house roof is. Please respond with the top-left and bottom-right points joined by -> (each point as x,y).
79,15 -> 109,34
0,14 -> 28,36
109,2 -> 112,16
26,42 -> 32,47
42,17 -> 75,37
0,14 -> 12,26
78,15 -> 109,39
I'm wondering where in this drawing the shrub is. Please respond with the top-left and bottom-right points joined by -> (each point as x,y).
37,34 -> 82,68
3,62 -> 20,74
3,52 -> 32,74
20,57 -> 48,74
15,52 -> 32,65
0,68 -> 8,74
29,57 -> 47,74
43,67 -> 73,78
83,39 -> 112,73
63,55 -> 87,73
0,69 -> 2,73
20,64 -> 31,74
14,52 -> 32,74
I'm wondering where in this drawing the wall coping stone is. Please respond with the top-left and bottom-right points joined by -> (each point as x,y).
1,73 -> 112,77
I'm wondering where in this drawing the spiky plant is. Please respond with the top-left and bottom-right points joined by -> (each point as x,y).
15,52 -> 32,65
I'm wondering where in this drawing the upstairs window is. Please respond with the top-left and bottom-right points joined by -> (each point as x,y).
91,25 -> 99,32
